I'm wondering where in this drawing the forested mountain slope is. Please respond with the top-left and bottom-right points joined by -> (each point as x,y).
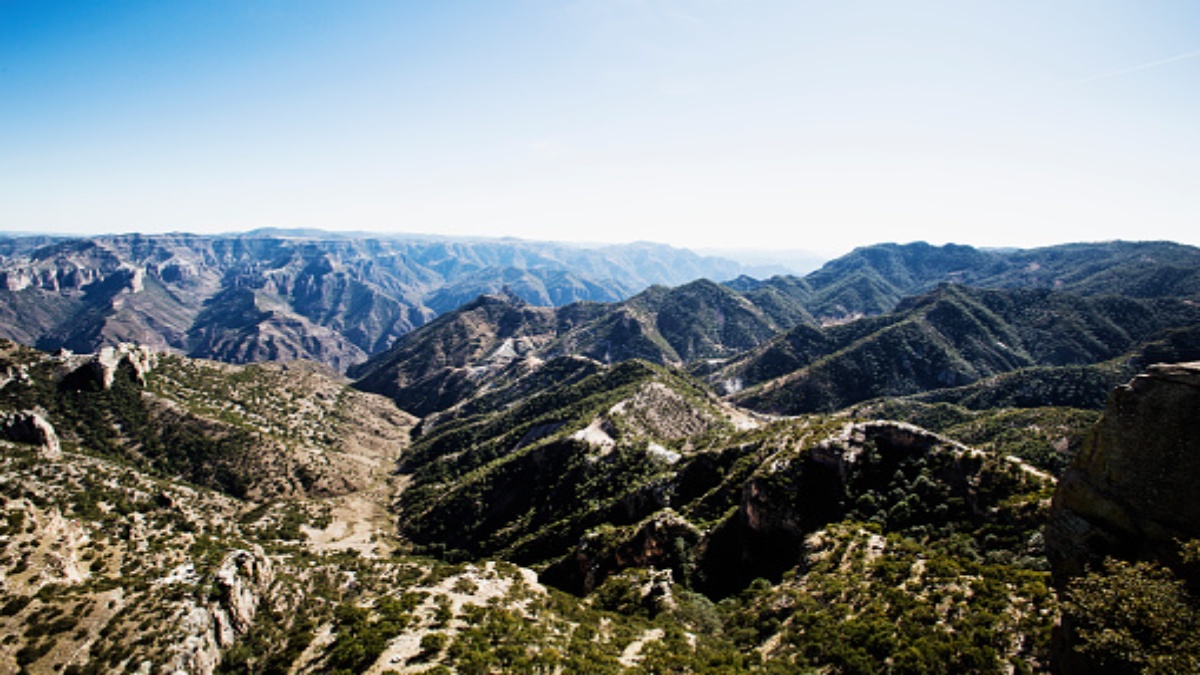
717,285 -> 1200,414
3,324 -> 1196,671
784,240 -> 1200,321
351,279 -> 816,416
388,355 -> 1062,670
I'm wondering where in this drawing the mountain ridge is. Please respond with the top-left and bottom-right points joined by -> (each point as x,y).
353,278 -> 1200,421
4,235 -> 1198,378
0,232 -> 752,371
722,284 -> 1200,414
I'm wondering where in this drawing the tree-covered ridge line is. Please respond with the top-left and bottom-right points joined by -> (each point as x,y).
354,276 -> 1200,424
720,285 -> 1200,415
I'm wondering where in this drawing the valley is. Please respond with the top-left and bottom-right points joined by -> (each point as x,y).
0,234 -> 1198,673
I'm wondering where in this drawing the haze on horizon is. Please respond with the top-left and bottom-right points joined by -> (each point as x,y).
2,1 -> 1199,257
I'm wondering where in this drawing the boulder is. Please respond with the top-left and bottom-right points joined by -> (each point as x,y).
0,410 -> 62,460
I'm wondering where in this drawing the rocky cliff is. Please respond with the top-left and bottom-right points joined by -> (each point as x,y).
1046,362 -> 1200,673
699,420 -> 1051,596
1047,361 -> 1200,581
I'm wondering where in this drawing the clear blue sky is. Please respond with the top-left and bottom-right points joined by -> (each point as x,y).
2,1 -> 1198,255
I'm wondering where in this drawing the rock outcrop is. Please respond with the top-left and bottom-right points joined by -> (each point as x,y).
213,548 -> 273,639
92,343 -> 157,388
55,343 -> 158,390
1046,361 -> 1200,582
543,509 -> 701,595
0,409 -> 62,459
701,420 -> 1051,597
1045,362 -> 1200,673
166,547 -> 274,675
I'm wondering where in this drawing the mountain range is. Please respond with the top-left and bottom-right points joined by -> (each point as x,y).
351,241 -> 1200,420
0,339 -> 1066,672
0,231 -> 749,371
1,232 -> 1199,673
4,233 -> 1198,380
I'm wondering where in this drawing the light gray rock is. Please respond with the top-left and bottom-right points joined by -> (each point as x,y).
213,547 -> 273,639
91,343 -> 157,389
166,546 -> 273,675
55,343 -> 158,390
0,409 -> 61,459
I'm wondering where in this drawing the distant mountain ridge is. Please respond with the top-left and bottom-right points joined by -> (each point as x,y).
0,232 -> 749,370
2,235 -> 1197,381
721,284 -> 1200,414
766,239 -> 1200,322
348,278 -> 818,416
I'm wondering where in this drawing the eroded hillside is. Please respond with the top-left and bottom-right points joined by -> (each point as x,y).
0,337 -> 1074,673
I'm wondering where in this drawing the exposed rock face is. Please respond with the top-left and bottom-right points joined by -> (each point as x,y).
1045,362 -> 1200,674
743,421 -> 981,537
166,547 -> 273,675
1047,362 -> 1200,581
56,343 -> 158,390
92,343 -> 157,388
214,548 -> 273,638
701,420 -> 1049,597
543,510 -> 701,595
0,410 -> 61,459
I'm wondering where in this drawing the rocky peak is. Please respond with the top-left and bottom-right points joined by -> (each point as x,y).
1047,361 -> 1200,581
496,285 -> 527,306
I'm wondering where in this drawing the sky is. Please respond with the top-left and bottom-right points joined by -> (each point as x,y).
1,1 -> 1199,256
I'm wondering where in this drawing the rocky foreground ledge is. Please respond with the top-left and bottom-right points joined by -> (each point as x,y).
1047,361 -> 1200,580
1046,361 -> 1200,672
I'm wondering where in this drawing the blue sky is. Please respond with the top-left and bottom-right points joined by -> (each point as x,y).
2,1 -> 1198,255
